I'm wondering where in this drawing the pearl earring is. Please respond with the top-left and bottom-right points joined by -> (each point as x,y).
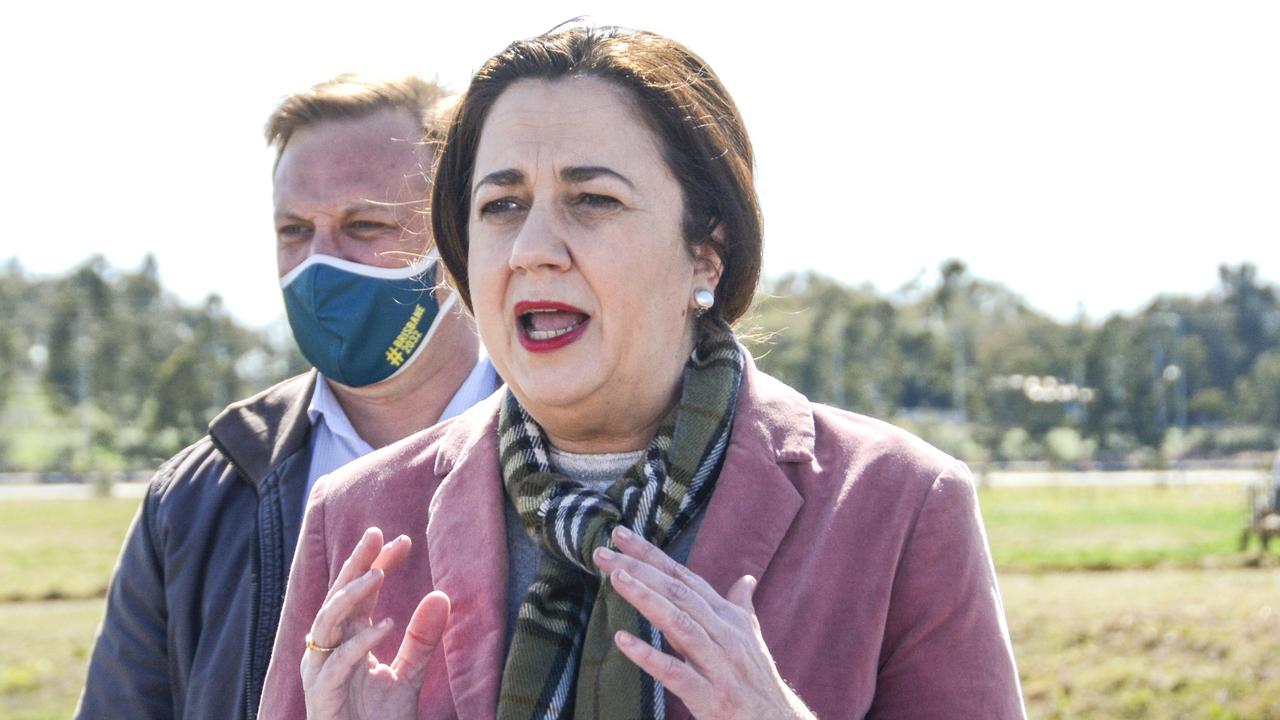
693,288 -> 715,311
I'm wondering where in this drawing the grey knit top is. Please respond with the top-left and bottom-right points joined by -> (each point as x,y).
502,447 -> 706,651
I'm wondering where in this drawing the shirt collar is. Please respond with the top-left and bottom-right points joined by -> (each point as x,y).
439,355 -> 502,422
308,356 -> 501,450
307,373 -> 371,451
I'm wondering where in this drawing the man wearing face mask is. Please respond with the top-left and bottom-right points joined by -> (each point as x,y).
76,74 -> 499,720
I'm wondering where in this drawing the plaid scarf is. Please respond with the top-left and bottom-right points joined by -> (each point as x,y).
496,321 -> 743,720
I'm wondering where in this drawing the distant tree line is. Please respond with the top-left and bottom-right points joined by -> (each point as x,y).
0,256 -> 307,473
0,255 -> 1276,473
750,261 -> 1280,467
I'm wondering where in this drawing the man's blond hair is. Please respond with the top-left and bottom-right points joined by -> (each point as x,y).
264,73 -> 454,163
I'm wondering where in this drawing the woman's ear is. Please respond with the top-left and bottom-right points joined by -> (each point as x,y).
693,223 -> 726,294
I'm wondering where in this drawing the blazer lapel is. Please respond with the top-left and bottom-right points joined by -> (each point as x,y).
669,357 -> 811,720
687,444 -> 804,595
688,352 -> 811,593
425,398 -> 508,720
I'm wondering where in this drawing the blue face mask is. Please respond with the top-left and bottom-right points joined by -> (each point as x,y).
280,254 -> 457,387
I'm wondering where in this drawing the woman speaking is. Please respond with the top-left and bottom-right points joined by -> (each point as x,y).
260,24 -> 1025,720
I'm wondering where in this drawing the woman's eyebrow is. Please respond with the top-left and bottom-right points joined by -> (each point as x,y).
561,165 -> 634,188
473,166 -> 635,199
473,168 -> 524,196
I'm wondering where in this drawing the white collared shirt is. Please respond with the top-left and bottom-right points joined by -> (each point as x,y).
304,356 -> 501,498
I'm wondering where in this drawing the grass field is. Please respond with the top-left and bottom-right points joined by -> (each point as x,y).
0,599 -> 102,720
1005,570 -> 1280,719
978,484 -> 1250,571
1,484 -> 1278,719
0,499 -> 139,602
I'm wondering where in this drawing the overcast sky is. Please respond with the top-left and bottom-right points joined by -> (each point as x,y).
4,0 -> 1276,328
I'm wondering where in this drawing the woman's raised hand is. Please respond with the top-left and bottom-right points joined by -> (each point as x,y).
301,527 -> 451,720
593,526 -> 814,720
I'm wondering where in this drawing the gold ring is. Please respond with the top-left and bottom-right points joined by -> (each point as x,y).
305,633 -> 338,653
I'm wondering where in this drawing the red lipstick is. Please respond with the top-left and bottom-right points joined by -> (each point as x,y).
514,300 -> 590,353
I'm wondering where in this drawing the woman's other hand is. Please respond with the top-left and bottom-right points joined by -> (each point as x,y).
301,527 -> 451,720
593,527 -> 814,720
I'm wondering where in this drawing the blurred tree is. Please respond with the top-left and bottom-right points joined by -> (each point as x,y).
43,274 -> 85,412
1236,351 -> 1280,426
1219,263 -> 1279,374
0,262 -> 20,412
118,254 -> 168,417
3,255 -> 308,470
148,340 -> 209,439
0,321 -> 13,412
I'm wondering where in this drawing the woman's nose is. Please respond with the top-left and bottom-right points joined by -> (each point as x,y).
508,203 -> 571,273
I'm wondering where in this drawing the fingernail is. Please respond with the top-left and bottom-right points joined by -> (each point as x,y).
378,617 -> 393,629
614,526 -> 634,541
613,568 -> 632,585
615,630 -> 635,647
594,546 -> 616,562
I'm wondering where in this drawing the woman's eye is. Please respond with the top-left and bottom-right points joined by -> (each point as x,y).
479,199 -> 522,217
574,193 -> 621,210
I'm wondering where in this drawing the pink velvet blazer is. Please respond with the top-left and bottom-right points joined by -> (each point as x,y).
260,357 -> 1026,719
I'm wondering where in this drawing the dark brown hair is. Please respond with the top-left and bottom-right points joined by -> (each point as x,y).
432,24 -> 763,324
265,73 -> 453,164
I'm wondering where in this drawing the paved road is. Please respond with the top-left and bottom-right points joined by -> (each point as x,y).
0,481 -> 149,500
980,467 -> 1267,487
0,468 -> 1270,500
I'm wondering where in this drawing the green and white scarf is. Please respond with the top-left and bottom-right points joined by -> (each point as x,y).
497,320 -> 743,720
